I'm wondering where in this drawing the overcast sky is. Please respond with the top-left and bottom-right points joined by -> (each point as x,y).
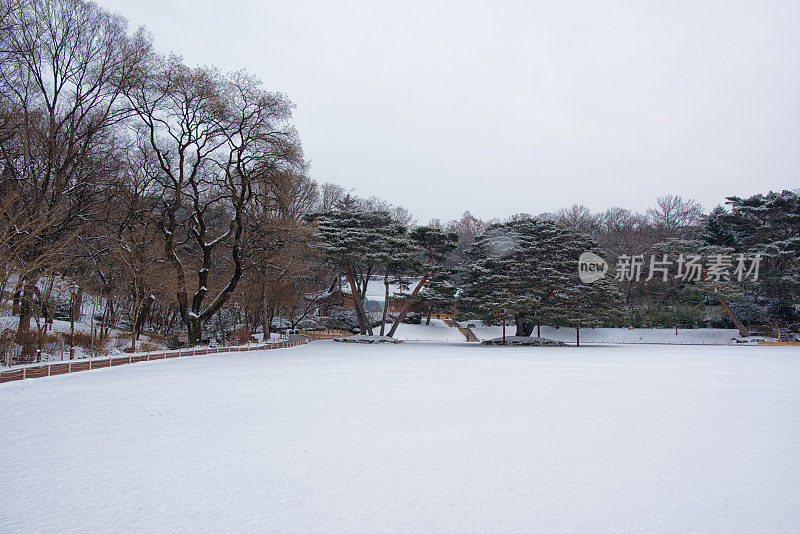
96,0 -> 799,223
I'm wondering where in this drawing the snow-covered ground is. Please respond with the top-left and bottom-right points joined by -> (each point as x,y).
1,341 -> 799,532
0,315 -> 93,335
392,318 -> 743,344
462,320 -> 743,344
392,318 -> 467,341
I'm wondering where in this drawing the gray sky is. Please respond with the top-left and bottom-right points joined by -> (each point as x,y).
97,0 -> 800,223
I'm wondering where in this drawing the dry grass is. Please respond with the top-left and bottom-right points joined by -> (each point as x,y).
232,328 -> 256,346
139,341 -> 162,353
1,329 -> 62,365
69,331 -> 109,351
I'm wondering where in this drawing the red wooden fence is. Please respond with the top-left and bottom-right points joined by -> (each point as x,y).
0,340 -> 308,384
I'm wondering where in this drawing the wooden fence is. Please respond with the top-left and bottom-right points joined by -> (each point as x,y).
0,340 -> 307,384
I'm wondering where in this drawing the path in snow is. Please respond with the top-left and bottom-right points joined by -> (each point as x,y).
1,341 -> 799,532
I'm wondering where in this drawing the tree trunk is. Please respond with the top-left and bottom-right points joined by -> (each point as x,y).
232,307 -> 237,339
107,299 -> 115,331
188,316 -> 204,346
514,315 -> 534,336
134,295 -> 154,341
130,298 -> 139,352
260,281 -> 270,341
217,308 -> 225,343
11,281 -> 22,316
387,273 -> 430,337
17,281 -> 34,333
262,312 -> 271,342
426,308 -> 432,325
343,257 -> 371,334
16,280 -> 35,361
537,318 -> 541,337
576,322 -> 580,347
717,295 -> 750,337
130,322 -> 137,352
380,267 -> 391,336
74,287 -> 83,322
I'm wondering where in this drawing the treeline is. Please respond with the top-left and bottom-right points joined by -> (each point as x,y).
0,0 -> 315,357
2,0 -> 798,364
542,192 -> 799,329
450,192 -> 799,333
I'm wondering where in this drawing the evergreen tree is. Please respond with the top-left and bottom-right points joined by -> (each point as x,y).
307,210 -> 407,334
459,218 -> 624,339
401,273 -> 457,325
386,227 -> 459,337
712,191 -> 800,323
703,206 -> 736,248
376,232 -> 417,335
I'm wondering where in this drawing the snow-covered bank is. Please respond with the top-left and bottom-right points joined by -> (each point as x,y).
463,321 -> 743,344
1,341 -> 798,532
390,318 -> 466,341
379,318 -> 746,344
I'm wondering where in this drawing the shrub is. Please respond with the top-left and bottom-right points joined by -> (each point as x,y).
232,328 -> 256,345
1,328 -> 62,365
69,331 -> 110,352
139,341 -> 162,353
165,332 -> 184,349
676,305 -> 705,328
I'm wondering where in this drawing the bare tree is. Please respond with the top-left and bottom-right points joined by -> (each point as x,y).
126,56 -> 303,343
317,182 -> 348,211
0,0 -> 148,353
551,204 -> 599,235
446,211 -> 489,246
92,147 -> 168,350
647,195 -> 704,239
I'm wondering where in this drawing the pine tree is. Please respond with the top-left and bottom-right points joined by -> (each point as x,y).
376,231 -> 417,335
459,218 -> 624,340
307,210 -> 407,334
711,191 -> 800,323
703,206 -> 736,248
386,227 -> 459,337
401,273 -> 457,324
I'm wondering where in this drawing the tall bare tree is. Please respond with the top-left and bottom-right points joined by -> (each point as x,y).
647,195 -> 704,239
0,0 -> 148,352
126,56 -> 303,343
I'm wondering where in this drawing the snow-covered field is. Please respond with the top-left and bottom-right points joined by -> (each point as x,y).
1,341 -> 799,532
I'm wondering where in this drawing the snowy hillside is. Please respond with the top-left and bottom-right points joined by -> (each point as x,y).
1,341 -> 799,532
